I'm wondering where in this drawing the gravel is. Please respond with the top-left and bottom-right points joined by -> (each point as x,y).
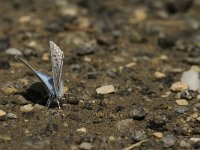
162,134 -> 176,148
128,105 -> 146,120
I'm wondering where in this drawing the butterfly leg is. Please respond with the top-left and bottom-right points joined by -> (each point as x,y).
46,99 -> 51,109
57,100 -> 61,109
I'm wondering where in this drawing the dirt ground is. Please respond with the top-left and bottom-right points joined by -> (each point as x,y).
0,0 -> 200,149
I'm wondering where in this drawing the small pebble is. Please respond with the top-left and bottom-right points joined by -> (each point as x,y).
152,132 -> 163,139
1,86 -> 18,95
63,122 -> 68,127
71,145 -> 78,150
79,142 -> 93,150
97,35 -> 115,46
77,127 -> 87,133
190,137 -> 200,143
0,135 -> 11,141
179,140 -> 191,149
175,106 -> 189,114
113,56 -> 125,63
108,136 -> 115,142
23,48 -> 38,57
25,41 -> 42,51
19,15 -> 31,23
196,117 -> 200,122
63,86 -> 69,93
170,82 -> 188,92
125,62 -> 136,68
181,69 -> 200,91
20,104 -> 34,112
83,56 -> 91,62
77,17 -> 92,29
33,104 -> 45,111
6,113 -> 17,119
175,99 -> 188,106
96,85 -> 115,94
131,131 -> 147,142
5,48 -> 22,56
131,8 -> 147,23
116,119 -> 134,131
0,110 -> 6,117
154,71 -> 166,79
191,113 -> 198,119
13,95 -> 29,105
60,6 -> 78,17
18,78 -> 29,85
147,115 -> 167,131
194,103 -> 200,111
128,105 -> 146,120
42,53 -> 50,61
76,41 -> 96,56
162,134 -> 176,148
160,55 -> 168,61
197,95 -> 200,100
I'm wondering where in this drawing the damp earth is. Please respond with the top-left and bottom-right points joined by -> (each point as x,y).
0,0 -> 200,149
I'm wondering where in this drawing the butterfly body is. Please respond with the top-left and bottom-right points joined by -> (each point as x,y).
16,41 -> 64,109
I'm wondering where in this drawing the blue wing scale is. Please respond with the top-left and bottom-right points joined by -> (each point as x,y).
35,71 -> 55,96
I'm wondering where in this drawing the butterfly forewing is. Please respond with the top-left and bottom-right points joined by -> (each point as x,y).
49,41 -> 64,96
16,56 -> 54,96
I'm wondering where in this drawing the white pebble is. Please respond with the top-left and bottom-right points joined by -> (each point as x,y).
20,104 -> 33,112
175,99 -> 188,106
0,110 -> 6,117
6,113 -> 17,119
6,48 -> 22,56
33,104 -> 45,111
153,132 -> 163,139
170,82 -> 188,92
79,142 -> 93,150
190,137 -> 200,142
77,127 -> 87,133
154,71 -> 166,79
181,69 -> 200,91
96,85 -> 115,94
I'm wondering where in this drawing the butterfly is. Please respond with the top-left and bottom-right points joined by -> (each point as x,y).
16,41 -> 64,109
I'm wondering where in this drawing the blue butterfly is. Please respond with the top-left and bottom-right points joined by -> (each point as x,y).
16,41 -> 64,109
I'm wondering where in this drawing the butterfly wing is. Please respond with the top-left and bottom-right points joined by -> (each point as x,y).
49,41 -> 64,98
16,56 -> 55,96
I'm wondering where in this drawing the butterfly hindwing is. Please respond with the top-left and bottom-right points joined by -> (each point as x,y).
49,41 -> 64,98
35,71 -> 55,95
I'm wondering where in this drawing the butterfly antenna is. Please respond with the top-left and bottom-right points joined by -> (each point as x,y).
15,56 -> 36,73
